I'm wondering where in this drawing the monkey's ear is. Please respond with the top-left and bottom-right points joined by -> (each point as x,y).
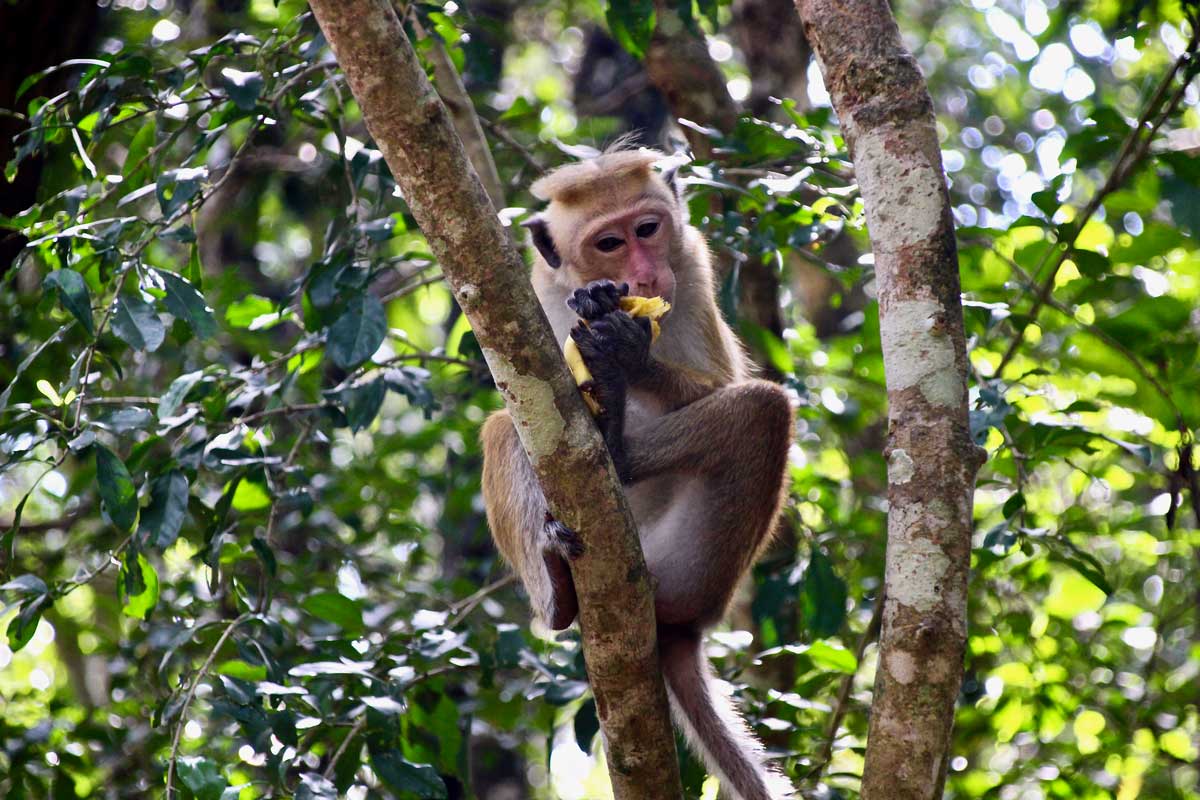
521,215 -> 562,269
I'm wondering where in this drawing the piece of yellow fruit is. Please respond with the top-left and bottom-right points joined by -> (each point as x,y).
564,296 -> 671,415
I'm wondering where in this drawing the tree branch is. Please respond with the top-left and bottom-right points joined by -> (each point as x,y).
993,26 -> 1200,378
306,2 -> 682,797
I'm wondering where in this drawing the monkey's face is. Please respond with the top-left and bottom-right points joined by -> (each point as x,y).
574,202 -> 678,303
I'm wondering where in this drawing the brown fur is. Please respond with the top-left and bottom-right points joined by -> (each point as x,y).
480,150 -> 794,800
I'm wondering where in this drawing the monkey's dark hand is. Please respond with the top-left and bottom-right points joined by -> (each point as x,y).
588,310 -> 653,384
571,317 -> 637,482
567,279 -> 629,321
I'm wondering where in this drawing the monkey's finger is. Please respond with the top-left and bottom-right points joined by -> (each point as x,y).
568,288 -> 602,319
586,279 -> 624,313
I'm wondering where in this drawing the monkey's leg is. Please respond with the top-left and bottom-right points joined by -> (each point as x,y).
481,410 -> 582,629
625,381 -> 793,625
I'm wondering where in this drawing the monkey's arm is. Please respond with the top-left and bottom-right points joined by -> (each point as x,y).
624,380 -> 792,484
481,410 -> 581,629
635,357 -> 721,410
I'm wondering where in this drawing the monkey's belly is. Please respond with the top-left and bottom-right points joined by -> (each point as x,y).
627,475 -> 713,621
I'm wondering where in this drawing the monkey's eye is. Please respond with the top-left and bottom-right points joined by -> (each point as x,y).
635,220 -> 660,238
595,236 -> 624,253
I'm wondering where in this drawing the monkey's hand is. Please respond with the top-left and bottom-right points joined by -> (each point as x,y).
567,279 -> 629,321
570,315 -> 644,482
579,310 -> 654,384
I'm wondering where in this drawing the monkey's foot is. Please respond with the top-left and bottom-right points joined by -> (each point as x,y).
544,512 -> 585,559
567,279 -> 628,320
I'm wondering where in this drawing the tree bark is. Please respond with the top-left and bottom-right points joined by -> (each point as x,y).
793,2 -> 983,799
731,0 -> 811,117
413,16 -> 507,210
306,2 -> 683,797
645,0 -> 738,160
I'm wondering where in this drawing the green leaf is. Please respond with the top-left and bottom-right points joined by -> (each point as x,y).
801,548 -> 847,638
341,378 -> 387,432
230,480 -> 271,511
738,322 -> 793,376
158,370 -> 204,420
177,756 -> 227,800
296,773 -> 337,800
2,574 -> 48,596
124,120 -> 155,183
1002,492 -> 1025,519
96,445 -> 139,532
5,595 -> 48,652
574,697 -> 600,753
156,269 -> 217,338
186,244 -> 204,288
119,551 -> 159,619
1044,569 -> 1107,619
139,470 -> 189,548
216,659 -> 267,681
369,751 -> 447,800
805,640 -> 858,673
112,293 -> 165,351
301,591 -> 364,634
605,0 -> 656,59
224,294 -> 275,328
44,269 -> 94,336
327,293 -> 387,369
156,167 -> 207,218
219,68 -> 264,110
95,406 -> 155,433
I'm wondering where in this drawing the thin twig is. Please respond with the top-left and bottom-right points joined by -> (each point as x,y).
322,716 -> 367,781
479,116 -> 547,174
380,272 -> 444,303
806,597 -> 883,785
165,613 -> 253,798
994,31 -> 1200,378
982,242 -> 1187,436
447,574 -> 517,628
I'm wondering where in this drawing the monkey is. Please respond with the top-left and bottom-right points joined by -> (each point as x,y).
480,146 -> 795,800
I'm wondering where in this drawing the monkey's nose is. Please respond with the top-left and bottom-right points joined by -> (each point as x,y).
632,280 -> 659,298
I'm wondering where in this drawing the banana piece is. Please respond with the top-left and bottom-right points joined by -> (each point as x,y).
564,296 -> 671,415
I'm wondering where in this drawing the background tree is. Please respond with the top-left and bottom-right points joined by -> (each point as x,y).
0,1 -> 1197,799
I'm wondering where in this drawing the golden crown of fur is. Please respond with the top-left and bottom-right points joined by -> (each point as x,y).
530,143 -> 667,204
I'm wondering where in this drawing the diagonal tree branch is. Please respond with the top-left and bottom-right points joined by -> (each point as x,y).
993,25 -> 1200,379
305,2 -> 683,797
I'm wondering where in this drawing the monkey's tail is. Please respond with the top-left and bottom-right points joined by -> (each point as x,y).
658,626 -> 794,800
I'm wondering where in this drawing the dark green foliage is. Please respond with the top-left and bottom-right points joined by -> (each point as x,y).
0,1 -> 1197,799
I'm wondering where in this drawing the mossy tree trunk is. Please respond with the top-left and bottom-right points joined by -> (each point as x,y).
793,1 -> 985,798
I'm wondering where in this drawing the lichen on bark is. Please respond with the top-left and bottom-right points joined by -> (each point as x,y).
795,1 -> 984,798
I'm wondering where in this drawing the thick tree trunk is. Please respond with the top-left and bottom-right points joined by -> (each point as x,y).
306,2 -> 682,797
731,0 -> 811,117
413,16 -> 506,210
793,2 -> 983,799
